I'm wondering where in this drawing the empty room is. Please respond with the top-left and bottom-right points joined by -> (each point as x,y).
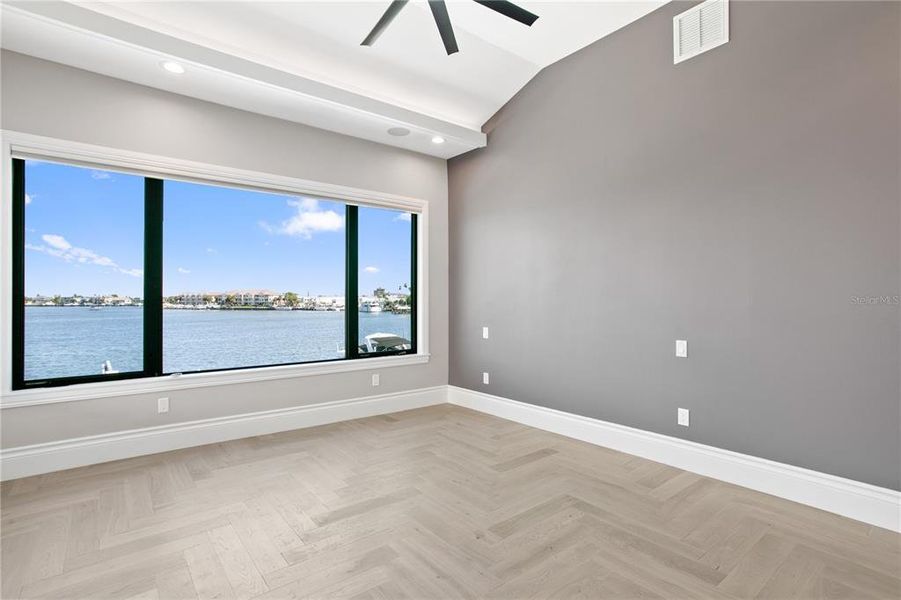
0,1 -> 899,599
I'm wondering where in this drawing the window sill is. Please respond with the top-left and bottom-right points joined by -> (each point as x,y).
0,353 -> 430,408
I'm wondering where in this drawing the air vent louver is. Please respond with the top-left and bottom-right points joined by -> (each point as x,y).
674,0 -> 729,64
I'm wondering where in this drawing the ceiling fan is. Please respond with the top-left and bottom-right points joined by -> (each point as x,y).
361,0 -> 539,56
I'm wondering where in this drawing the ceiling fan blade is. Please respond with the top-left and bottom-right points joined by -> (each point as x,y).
428,0 -> 459,55
473,0 -> 539,26
361,0 -> 409,46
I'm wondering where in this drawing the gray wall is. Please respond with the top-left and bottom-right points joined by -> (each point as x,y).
0,51 -> 448,447
449,1 -> 901,489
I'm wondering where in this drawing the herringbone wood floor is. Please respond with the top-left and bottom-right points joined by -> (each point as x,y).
1,405 -> 899,600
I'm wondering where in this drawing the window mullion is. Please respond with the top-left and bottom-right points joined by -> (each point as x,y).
410,213 -> 418,354
345,204 -> 359,360
11,159 -> 26,390
144,178 -> 164,377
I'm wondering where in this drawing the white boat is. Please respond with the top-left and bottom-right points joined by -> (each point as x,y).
360,300 -> 382,313
335,334 -> 411,357
274,306 -> 293,311
358,333 -> 410,353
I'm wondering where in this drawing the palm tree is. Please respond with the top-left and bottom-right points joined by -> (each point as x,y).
398,283 -> 411,306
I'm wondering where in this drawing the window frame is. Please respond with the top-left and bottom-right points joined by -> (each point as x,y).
1,131 -> 429,406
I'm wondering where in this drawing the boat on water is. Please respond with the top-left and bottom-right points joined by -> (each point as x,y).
360,300 -> 382,313
335,333 -> 411,357
358,333 -> 411,353
274,306 -> 293,311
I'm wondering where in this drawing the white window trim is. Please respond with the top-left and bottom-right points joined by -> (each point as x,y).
0,130 -> 430,408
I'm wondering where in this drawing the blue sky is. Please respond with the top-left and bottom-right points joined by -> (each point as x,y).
24,160 -> 412,298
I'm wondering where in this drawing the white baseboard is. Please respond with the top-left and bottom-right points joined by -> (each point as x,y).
0,386 -> 446,481
448,386 -> 901,532
4,384 -> 897,532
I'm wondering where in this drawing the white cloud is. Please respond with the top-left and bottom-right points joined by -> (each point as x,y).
394,212 -> 412,222
90,170 -> 112,180
25,194 -> 33,205
177,267 -> 191,274
206,247 -> 217,254
43,234 -> 72,251
260,197 -> 344,240
70,247 -> 116,267
363,266 -> 380,274
27,233 -> 142,277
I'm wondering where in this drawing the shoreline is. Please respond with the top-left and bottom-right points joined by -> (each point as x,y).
24,305 -> 411,313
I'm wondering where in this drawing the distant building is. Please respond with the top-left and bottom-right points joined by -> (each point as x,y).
171,290 -> 282,307
102,295 -> 135,306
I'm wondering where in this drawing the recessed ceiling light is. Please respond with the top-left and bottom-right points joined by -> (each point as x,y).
388,127 -> 410,137
160,61 -> 185,74
431,136 -> 445,144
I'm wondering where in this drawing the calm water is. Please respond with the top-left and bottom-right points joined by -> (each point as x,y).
24,307 -> 412,380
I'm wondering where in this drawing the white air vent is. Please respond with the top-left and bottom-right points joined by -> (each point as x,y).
674,0 -> 729,64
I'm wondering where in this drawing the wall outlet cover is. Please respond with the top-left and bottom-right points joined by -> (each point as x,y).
676,339 -> 688,358
482,372 -> 490,385
678,407 -> 690,426
371,373 -> 380,387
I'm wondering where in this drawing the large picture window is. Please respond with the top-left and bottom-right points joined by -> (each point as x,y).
10,156 -> 420,390
162,181 -> 347,373
357,205 -> 415,356
17,160 -> 145,384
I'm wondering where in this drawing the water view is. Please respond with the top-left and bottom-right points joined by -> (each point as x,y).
24,307 -> 412,380
21,159 -> 415,384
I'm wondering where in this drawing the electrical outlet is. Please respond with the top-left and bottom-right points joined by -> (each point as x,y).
158,397 -> 169,414
678,408 -> 690,427
482,372 -> 490,385
371,373 -> 380,387
482,326 -> 489,339
675,339 -> 688,358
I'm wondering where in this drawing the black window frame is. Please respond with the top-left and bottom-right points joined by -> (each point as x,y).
10,157 -> 419,390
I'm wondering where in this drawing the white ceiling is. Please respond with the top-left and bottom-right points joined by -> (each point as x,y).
1,1 -> 667,158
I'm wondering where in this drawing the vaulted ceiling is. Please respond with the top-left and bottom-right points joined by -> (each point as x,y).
1,1 -> 667,158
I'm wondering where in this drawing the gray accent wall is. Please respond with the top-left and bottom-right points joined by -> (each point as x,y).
448,1 -> 901,489
1,51 -> 448,448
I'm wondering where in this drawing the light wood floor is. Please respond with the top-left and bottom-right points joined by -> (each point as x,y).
1,404 -> 899,600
